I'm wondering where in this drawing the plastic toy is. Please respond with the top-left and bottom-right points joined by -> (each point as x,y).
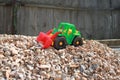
36,22 -> 83,49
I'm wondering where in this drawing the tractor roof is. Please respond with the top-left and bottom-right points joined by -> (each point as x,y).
58,22 -> 76,29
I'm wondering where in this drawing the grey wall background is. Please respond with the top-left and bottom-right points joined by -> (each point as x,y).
0,0 -> 120,39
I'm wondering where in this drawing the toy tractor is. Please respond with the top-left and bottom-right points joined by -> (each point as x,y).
36,22 -> 83,50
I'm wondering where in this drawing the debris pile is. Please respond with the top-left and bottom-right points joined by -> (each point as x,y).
0,35 -> 120,80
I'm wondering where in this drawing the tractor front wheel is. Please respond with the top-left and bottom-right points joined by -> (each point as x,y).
72,36 -> 83,47
53,37 -> 67,50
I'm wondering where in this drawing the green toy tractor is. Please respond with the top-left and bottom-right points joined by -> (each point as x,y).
37,22 -> 83,50
52,22 -> 83,49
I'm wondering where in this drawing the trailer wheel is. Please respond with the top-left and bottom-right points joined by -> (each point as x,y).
72,36 -> 83,47
53,37 -> 67,50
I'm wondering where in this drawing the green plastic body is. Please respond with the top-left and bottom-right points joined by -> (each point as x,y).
52,22 -> 82,45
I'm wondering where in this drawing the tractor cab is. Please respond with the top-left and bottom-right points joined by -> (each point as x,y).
53,23 -> 81,44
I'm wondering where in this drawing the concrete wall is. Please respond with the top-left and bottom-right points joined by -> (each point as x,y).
0,0 -> 120,39
0,4 -> 12,34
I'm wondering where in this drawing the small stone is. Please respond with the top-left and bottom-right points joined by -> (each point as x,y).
4,51 -> 11,56
0,50 -> 4,54
116,69 -> 120,75
70,76 -> 75,80
54,77 -> 62,80
89,64 -> 99,72
5,69 -> 11,80
109,68 -> 116,75
18,73 -> 24,80
0,54 -> 4,58
82,77 -> 87,80
39,65 -> 51,69
27,65 -> 34,70
69,64 -> 79,68
10,48 -> 18,55
80,65 -> 86,73
0,77 -> 6,80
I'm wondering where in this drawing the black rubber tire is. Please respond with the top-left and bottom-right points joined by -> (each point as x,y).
72,36 -> 83,47
53,37 -> 67,50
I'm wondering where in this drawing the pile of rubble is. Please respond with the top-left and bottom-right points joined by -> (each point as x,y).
0,34 -> 120,80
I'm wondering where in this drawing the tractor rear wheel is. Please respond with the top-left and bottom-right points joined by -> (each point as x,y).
72,36 -> 83,47
53,37 -> 67,50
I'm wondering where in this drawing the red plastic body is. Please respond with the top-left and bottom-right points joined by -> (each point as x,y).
36,29 -> 60,49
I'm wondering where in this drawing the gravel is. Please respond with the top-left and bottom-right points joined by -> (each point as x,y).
0,34 -> 120,80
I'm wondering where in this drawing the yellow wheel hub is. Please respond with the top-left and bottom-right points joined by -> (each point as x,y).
76,41 -> 79,45
59,42 -> 63,46
52,42 -> 54,46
